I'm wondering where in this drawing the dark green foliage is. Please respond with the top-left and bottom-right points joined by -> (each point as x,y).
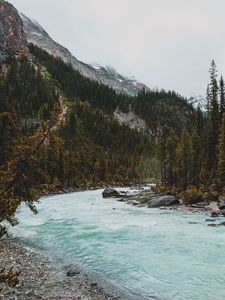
134,89 -> 195,134
161,60 -> 225,192
0,43 -> 208,234
219,76 -> 225,121
216,113 -> 225,190
0,57 -> 58,118
29,45 -> 196,133
29,44 -> 131,114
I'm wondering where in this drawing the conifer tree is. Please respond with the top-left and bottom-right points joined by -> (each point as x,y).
176,128 -> 192,189
195,107 -> 204,138
191,129 -> 202,186
216,113 -> 225,191
209,60 -> 218,110
158,126 -> 170,184
164,129 -> 178,186
206,60 -> 220,176
219,76 -> 225,121
206,84 -> 210,113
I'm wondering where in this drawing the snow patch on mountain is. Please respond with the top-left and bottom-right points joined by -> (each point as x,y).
20,13 -> 149,96
187,95 -> 207,111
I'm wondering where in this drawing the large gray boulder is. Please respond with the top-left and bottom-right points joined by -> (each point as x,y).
148,195 -> 180,208
102,188 -> 121,198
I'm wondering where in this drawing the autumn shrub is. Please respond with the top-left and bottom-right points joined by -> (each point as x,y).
180,187 -> 203,205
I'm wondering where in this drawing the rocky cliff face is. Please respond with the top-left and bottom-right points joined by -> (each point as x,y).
0,0 -> 28,60
0,0 -> 149,96
20,13 -> 149,96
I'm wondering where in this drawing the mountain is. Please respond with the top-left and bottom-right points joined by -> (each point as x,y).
20,13 -> 149,96
187,95 -> 207,111
0,0 -> 197,188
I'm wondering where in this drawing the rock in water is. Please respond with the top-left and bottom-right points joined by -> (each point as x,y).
102,188 -> 121,198
208,222 -> 225,227
148,196 -> 180,208
218,198 -> 225,210
210,211 -> 221,218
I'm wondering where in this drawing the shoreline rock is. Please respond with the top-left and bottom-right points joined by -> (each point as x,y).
102,188 -> 122,198
148,195 -> 180,208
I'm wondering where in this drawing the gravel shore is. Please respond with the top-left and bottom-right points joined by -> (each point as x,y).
0,239 -> 120,300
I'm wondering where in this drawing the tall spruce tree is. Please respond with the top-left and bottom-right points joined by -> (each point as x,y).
164,129 -> 178,187
206,60 -> 219,176
216,113 -> 225,191
176,128 -> 192,189
219,76 -> 225,121
206,84 -> 210,114
191,129 -> 202,186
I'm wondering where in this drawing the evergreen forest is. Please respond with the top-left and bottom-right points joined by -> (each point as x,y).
0,45 -> 224,235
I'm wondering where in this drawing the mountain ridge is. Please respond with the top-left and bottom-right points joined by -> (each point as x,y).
20,12 -> 149,96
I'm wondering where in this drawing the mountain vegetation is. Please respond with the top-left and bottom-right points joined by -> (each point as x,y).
160,60 -> 225,200
2,42 -> 225,237
0,45 -> 197,235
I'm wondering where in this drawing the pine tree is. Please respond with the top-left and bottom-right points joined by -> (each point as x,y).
216,113 -> 225,191
195,107 -> 204,138
158,126 -> 170,184
191,129 -> 202,186
206,84 -> 210,113
209,60 -> 218,110
164,129 -> 178,187
219,76 -> 225,121
176,128 -> 192,189
206,60 -> 220,176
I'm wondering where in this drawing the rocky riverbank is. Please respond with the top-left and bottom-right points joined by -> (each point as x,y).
0,239 -> 122,300
102,187 -> 225,219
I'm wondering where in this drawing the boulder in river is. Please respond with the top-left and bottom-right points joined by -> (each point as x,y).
102,188 -> 121,198
148,196 -> 180,208
208,222 -> 225,227
210,211 -> 221,218
218,197 -> 225,210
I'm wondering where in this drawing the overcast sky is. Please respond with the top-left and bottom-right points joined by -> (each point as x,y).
9,0 -> 225,97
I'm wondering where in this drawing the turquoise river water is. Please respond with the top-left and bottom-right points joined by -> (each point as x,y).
13,189 -> 225,300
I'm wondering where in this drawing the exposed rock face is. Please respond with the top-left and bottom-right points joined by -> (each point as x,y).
0,0 -> 149,95
20,13 -> 149,96
114,108 -> 149,134
148,196 -> 180,208
0,0 -> 28,60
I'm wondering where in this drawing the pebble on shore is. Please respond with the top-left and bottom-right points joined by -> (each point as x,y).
0,239 -> 118,300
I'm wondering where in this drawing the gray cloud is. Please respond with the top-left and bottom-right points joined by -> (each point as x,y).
9,0 -> 225,96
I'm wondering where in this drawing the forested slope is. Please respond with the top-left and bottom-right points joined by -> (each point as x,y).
0,44 -> 198,235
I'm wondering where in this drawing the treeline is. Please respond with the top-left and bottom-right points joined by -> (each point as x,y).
0,57 -> 57,119
0,54 -> 156,236
29,44 -> 131,114
161,60 -> 225,193
0,57 -> 155,190
29,45 -> 196,134
135,89 -> 195,134
0,45 -> 199,235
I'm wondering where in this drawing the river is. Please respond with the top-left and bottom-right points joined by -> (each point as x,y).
13,189 -> 225,300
